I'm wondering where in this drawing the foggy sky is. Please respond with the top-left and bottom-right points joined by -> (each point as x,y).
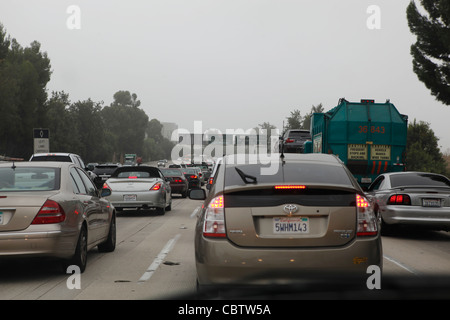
1,0 -> 449,150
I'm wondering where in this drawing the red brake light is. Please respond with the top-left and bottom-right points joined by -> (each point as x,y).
285,138 -> 294,143
356,194 -> 377,236
128,176 -> 138,179
356,194 -> 370,207
190,175 -> 198,179
32,200 -> 66,224
388,194 -> 411,205
151,182 -> 161,191
274,185 -> 306,190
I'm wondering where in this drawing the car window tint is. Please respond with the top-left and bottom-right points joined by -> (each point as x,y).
390,173 -> 450,188
117,171 -> 151,178
70,167 -> 87,194
368,176 -> 384,191
161,169 -> 182,175
70,172 -> 81,193
226,188 -> 356,207
0,167 -> 59,191
31,155 -> 71,162
76,168 -> 97,196
225,163 -> 352,186
289,131 -> 310,138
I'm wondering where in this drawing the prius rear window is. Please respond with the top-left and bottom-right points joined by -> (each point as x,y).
225,163 -> 352,186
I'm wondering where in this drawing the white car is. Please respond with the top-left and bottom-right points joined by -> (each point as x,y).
103,166 -> 172,215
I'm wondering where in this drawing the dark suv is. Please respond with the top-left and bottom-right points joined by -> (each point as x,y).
92,163 -> 121,189
280,129 -> 311,153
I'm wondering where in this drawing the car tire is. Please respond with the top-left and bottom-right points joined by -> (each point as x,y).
166,199 -> 172,211
63,225 -> 88,273
98,214 -> 116,253
157,206 -> 166,215
181,190 -> 187,198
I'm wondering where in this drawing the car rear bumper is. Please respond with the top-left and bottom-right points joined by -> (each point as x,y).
108,191 -> 167,209
381,206 -> 450,228
282,145 -> 304,153
0,226 -> 77,259
170,184 -> 188,193
195,236 -> 382,286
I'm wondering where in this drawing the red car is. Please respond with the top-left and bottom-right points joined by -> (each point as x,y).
160,168 -> 188,198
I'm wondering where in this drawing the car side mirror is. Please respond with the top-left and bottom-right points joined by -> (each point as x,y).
189,188 -> 206,200
101,188 -> 111,197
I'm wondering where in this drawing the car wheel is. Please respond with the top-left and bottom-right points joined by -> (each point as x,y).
166,199 -> 172,211
63,225 -> 88,273
98,214 -> 116,253
181,190 -> 187,198
157,206 -> 166,215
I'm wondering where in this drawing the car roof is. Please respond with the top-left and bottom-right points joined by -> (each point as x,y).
0,161 -> 72,168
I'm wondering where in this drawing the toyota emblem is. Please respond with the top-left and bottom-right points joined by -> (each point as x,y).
283,204 -> 298,214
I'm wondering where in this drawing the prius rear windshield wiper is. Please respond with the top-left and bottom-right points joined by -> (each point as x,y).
235,167 -> 257,184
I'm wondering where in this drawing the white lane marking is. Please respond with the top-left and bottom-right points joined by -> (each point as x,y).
190,206 -> 200,219
383,255 -> 419,275
138,234 -> 181,282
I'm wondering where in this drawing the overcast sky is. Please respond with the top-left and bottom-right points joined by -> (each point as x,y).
1,0 -> 449,151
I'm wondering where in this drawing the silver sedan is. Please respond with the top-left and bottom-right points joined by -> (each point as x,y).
103,166 -> 172,215
366,171 -> 450,233
0,161 -> 116,273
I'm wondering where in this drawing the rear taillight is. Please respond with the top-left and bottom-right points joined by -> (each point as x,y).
285,138 -> 294,143
208,177 -> 214,185
103,182 -> 111,190
203,195 -> 226,238
151,182 -> 161,191
190,175 -> 198,179
32,200 -> 66,224
387,194 -> 411,205
356,194 -> 378,236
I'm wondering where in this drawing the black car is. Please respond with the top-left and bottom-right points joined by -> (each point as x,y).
183,168 -> 201,189
92,163 -> 121,188
280,129 -> 311,153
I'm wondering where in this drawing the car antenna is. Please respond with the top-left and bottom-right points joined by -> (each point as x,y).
11,161 -> 16,170
235,167 -> 257,184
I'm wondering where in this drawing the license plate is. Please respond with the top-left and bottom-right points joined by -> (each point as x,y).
273,217 -> 309,234
422,199 -> 441,207
123,194 -> 137,201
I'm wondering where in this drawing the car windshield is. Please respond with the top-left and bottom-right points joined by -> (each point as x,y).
0,167 -> 60,191
390,173 -> 450,188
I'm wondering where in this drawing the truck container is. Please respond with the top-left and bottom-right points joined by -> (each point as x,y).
306,98 -> 408,187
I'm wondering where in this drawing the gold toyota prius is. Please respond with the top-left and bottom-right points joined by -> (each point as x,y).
189,153 -> 382,292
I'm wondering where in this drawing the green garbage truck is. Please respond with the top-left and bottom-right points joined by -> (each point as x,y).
305,98 -> 408,187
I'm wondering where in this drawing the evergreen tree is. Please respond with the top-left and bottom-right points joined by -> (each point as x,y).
406,119 -> 448,175
406,0 -> 450,105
